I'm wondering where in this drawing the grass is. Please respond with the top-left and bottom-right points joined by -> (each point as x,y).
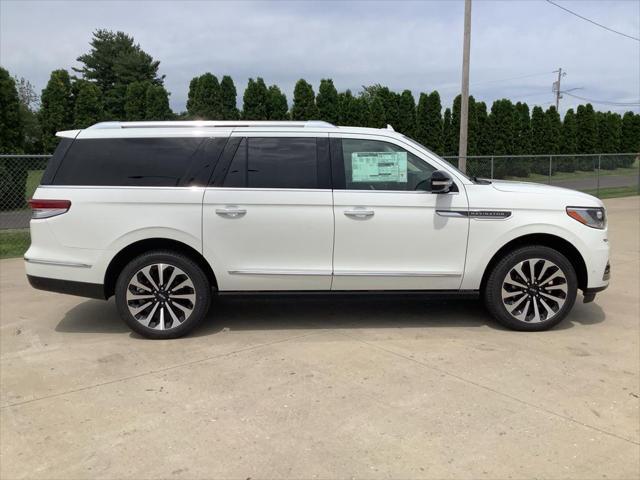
0,229 -> 30,259
584,186 -> 640,199
506,158 -> 639,182
26,169 -> 44,201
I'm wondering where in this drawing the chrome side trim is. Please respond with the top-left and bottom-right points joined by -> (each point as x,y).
228,269 -> 332,276
24,257 -> 92,268
333,270 -> 462,277
435,210 -> 468,218
437,209 -> 512,219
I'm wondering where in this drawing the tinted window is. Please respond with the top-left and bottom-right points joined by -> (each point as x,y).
342,138 -> 436,191
245,137 -> 318,189
40,138 -> 74,185
223,138 -> 247,187
53,138 -> 205,186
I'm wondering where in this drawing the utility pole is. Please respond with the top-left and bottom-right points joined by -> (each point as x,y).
458,0 -> 472,174
552,67 -> 565,110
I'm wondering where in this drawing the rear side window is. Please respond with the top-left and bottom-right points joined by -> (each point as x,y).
222,137 -> 322,189
52,138 -> 205,186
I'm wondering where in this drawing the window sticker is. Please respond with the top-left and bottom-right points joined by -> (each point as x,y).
351,151 -> 408,183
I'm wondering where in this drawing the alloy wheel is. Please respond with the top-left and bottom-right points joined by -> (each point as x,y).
126,263 -> 196,330
501,258 -> 568,323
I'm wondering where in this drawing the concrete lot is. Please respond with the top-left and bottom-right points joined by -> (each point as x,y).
1,197 -> 638,480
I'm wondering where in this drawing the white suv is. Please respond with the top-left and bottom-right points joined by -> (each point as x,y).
25,121 -> 610,338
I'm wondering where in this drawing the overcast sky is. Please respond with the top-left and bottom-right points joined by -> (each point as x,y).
1,0 -> 639,115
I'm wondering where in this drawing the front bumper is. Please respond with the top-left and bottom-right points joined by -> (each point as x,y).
582,262 -> 610,303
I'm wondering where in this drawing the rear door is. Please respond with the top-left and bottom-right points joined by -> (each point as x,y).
202,132 -> 334,291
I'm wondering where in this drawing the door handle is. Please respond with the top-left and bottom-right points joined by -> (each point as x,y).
344,208 -> 375,218
215,207 -> 247,218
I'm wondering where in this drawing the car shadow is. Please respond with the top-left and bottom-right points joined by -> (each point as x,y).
55,293 -> 606,337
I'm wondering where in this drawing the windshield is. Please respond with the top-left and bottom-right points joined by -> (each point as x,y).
400,134 -> 473,182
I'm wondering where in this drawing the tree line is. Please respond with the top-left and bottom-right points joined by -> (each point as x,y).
1,29 -> 639,163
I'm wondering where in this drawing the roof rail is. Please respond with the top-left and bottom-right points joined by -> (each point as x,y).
87,120 -> 336,129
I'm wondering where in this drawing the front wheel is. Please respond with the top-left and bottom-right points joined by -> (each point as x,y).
115,250 -> 212,339
483,245 -> 578,331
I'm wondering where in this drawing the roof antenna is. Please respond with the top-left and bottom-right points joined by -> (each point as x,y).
386,124 -> 395,131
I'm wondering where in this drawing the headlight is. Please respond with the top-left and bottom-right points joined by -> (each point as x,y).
566,206 -> 606,229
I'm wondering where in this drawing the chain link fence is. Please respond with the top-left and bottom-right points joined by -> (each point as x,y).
1,153 -> 639,259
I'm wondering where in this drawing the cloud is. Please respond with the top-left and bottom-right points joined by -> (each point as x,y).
1,0 -> 638,114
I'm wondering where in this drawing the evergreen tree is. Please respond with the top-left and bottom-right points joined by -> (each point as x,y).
73,81 -> 104,128
367,96 -> 386,128
144,84 -> 173,120
513,102 -> 531,155
382,89 -> 401,130
338,90 -> 354,125
598,112 -> 622,169
487,99 -> 516,178
396,89 -> 416,137
620,112 -> 640,166
316,79 -> 339,124
544,106 -> 562,153
530,106 -> 546,154
474,101 -> 491,156
576,103 -> 598,170
466,96 -> 478,156
291,79 -> 319,120
338,90 -> 366,126
192,73 -> 222,119
266,84 -> 288,120
559,108 -> 577,172
40,69 -> 74,152
242,77 -> 268,120
0,68 -> 24,153
74,29 -> 164,118
415,91 -> 442,153
186,76 -> 199,116
543,106 -> 562,173
124,81 -> 149,121
220,76 -> 239,120
451,95 -> 461,156
442,107 -> 453,157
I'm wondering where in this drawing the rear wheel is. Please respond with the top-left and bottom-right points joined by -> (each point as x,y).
483,245 -> 578,331
115,250 -> 212,339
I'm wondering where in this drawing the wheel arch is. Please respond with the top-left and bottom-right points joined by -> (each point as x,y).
479,233 -> 588,293
103,238 -> 217,299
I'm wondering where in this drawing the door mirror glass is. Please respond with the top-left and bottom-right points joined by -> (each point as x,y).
430,170 -> 454,193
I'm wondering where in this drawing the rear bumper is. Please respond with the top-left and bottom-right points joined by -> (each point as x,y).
27,275 -> 105,300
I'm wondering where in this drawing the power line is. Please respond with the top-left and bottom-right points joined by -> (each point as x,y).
545,0 -> 640,42
562,91 -> 640,106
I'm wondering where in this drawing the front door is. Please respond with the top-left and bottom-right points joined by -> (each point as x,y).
330,134 -> 470,290
202,133 -> 333,291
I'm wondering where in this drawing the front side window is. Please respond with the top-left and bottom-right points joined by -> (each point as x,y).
223,137 -> 319,189
342,138 -> 436,191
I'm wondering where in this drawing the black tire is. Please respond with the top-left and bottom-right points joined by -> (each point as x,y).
483,245 -> 578,331
115,250 -> 212,339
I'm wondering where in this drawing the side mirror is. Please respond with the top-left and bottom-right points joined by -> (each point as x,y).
430,170 -> 454,193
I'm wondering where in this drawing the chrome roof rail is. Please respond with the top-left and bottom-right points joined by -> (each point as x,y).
86,120 -> 336,129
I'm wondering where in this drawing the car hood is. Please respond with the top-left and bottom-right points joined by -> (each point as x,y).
489,180 -> 603,206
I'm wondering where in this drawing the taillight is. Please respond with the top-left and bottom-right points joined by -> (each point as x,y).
28,199 -> 71,219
